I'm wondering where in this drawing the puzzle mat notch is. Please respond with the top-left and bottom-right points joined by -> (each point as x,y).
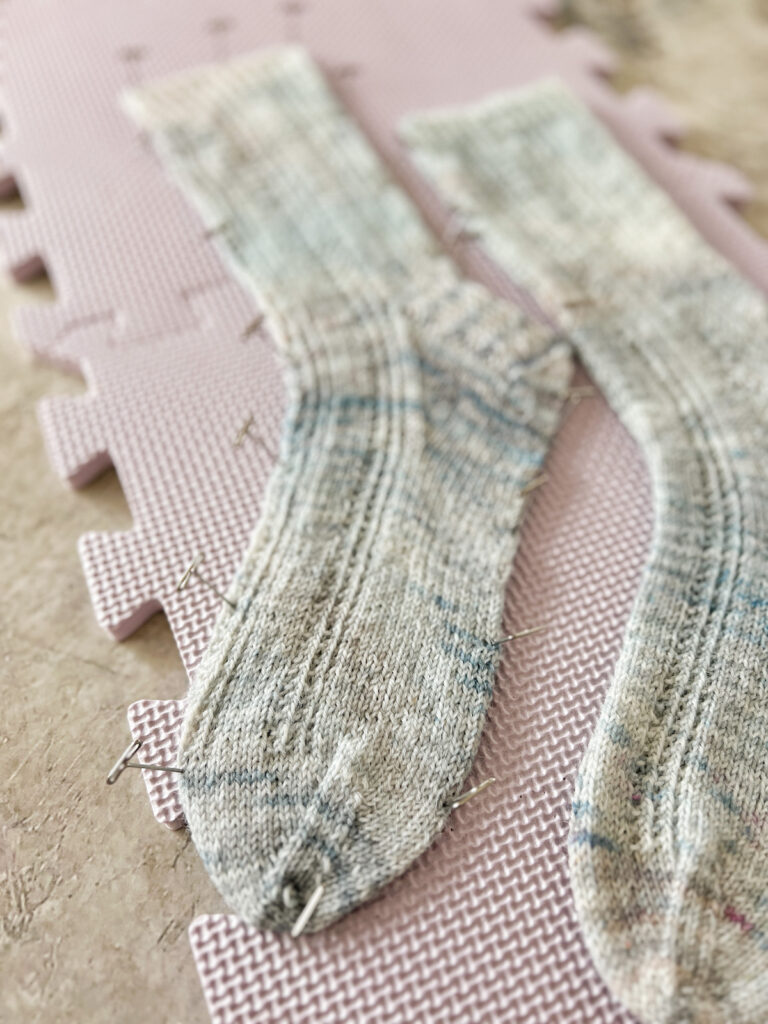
38,278 -> 285,667
3,0 -> 768,1022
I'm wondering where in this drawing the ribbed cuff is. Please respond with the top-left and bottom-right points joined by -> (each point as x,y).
125,47 -> 449,314
400,79 -> 722,320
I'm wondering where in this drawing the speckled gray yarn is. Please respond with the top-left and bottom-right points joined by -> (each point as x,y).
126,50 -> 571,933
403,82 -> 768,1022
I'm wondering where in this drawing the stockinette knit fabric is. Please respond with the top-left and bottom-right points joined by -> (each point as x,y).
402,83 -> 768,1022
126,50 -> 571,933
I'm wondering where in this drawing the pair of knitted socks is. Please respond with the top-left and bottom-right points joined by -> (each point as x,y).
131,48 -> 768,1022
127,50 -> 571,933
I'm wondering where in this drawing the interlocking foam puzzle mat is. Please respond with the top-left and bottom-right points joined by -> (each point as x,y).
3,1 -> 767,1021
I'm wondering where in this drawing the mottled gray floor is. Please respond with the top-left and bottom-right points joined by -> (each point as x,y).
562,0 -> 768,236
0,279 -> 222,1024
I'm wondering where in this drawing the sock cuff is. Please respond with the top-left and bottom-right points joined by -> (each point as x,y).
400,79 -> 725,318
125,47 -> 451,318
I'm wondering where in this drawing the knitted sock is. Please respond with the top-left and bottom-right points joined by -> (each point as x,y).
126,51 -> 571,932
403,85 -> 768,1021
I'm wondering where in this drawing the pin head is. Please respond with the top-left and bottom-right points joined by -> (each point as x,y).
177,555 -> 202,592
106,738 -> 142,785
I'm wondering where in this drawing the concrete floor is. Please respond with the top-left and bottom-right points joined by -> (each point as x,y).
563,0 -> 768,236
2,4 -> 766,1021
0,280 -> 223,1024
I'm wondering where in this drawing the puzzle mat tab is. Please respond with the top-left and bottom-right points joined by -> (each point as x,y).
3,0 -> 768,1021
37,279 -> 285,665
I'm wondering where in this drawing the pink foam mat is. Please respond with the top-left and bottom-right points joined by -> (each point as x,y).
3,0 -> 767,1021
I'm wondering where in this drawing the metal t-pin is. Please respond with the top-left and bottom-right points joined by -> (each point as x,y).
447,777 -> 496,810
492,625 -> 547,648
106,738 -> 184,785
290,883 -> 325,938
177,554 -> 237,610
521,473 -> 548,496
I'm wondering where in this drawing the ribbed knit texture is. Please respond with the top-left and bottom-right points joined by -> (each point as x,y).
402,83 -> 768,1022
126,51 -> 571,932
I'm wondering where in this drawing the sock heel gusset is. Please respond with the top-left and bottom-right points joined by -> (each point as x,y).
127,51 -> 572,932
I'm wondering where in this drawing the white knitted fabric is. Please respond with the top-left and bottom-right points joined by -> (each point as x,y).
403,82 -> 768,1022
126,50 -> 571,932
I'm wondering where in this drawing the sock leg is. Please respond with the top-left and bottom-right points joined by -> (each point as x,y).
403,85 -> 768,1021
128,51 -> 571,931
